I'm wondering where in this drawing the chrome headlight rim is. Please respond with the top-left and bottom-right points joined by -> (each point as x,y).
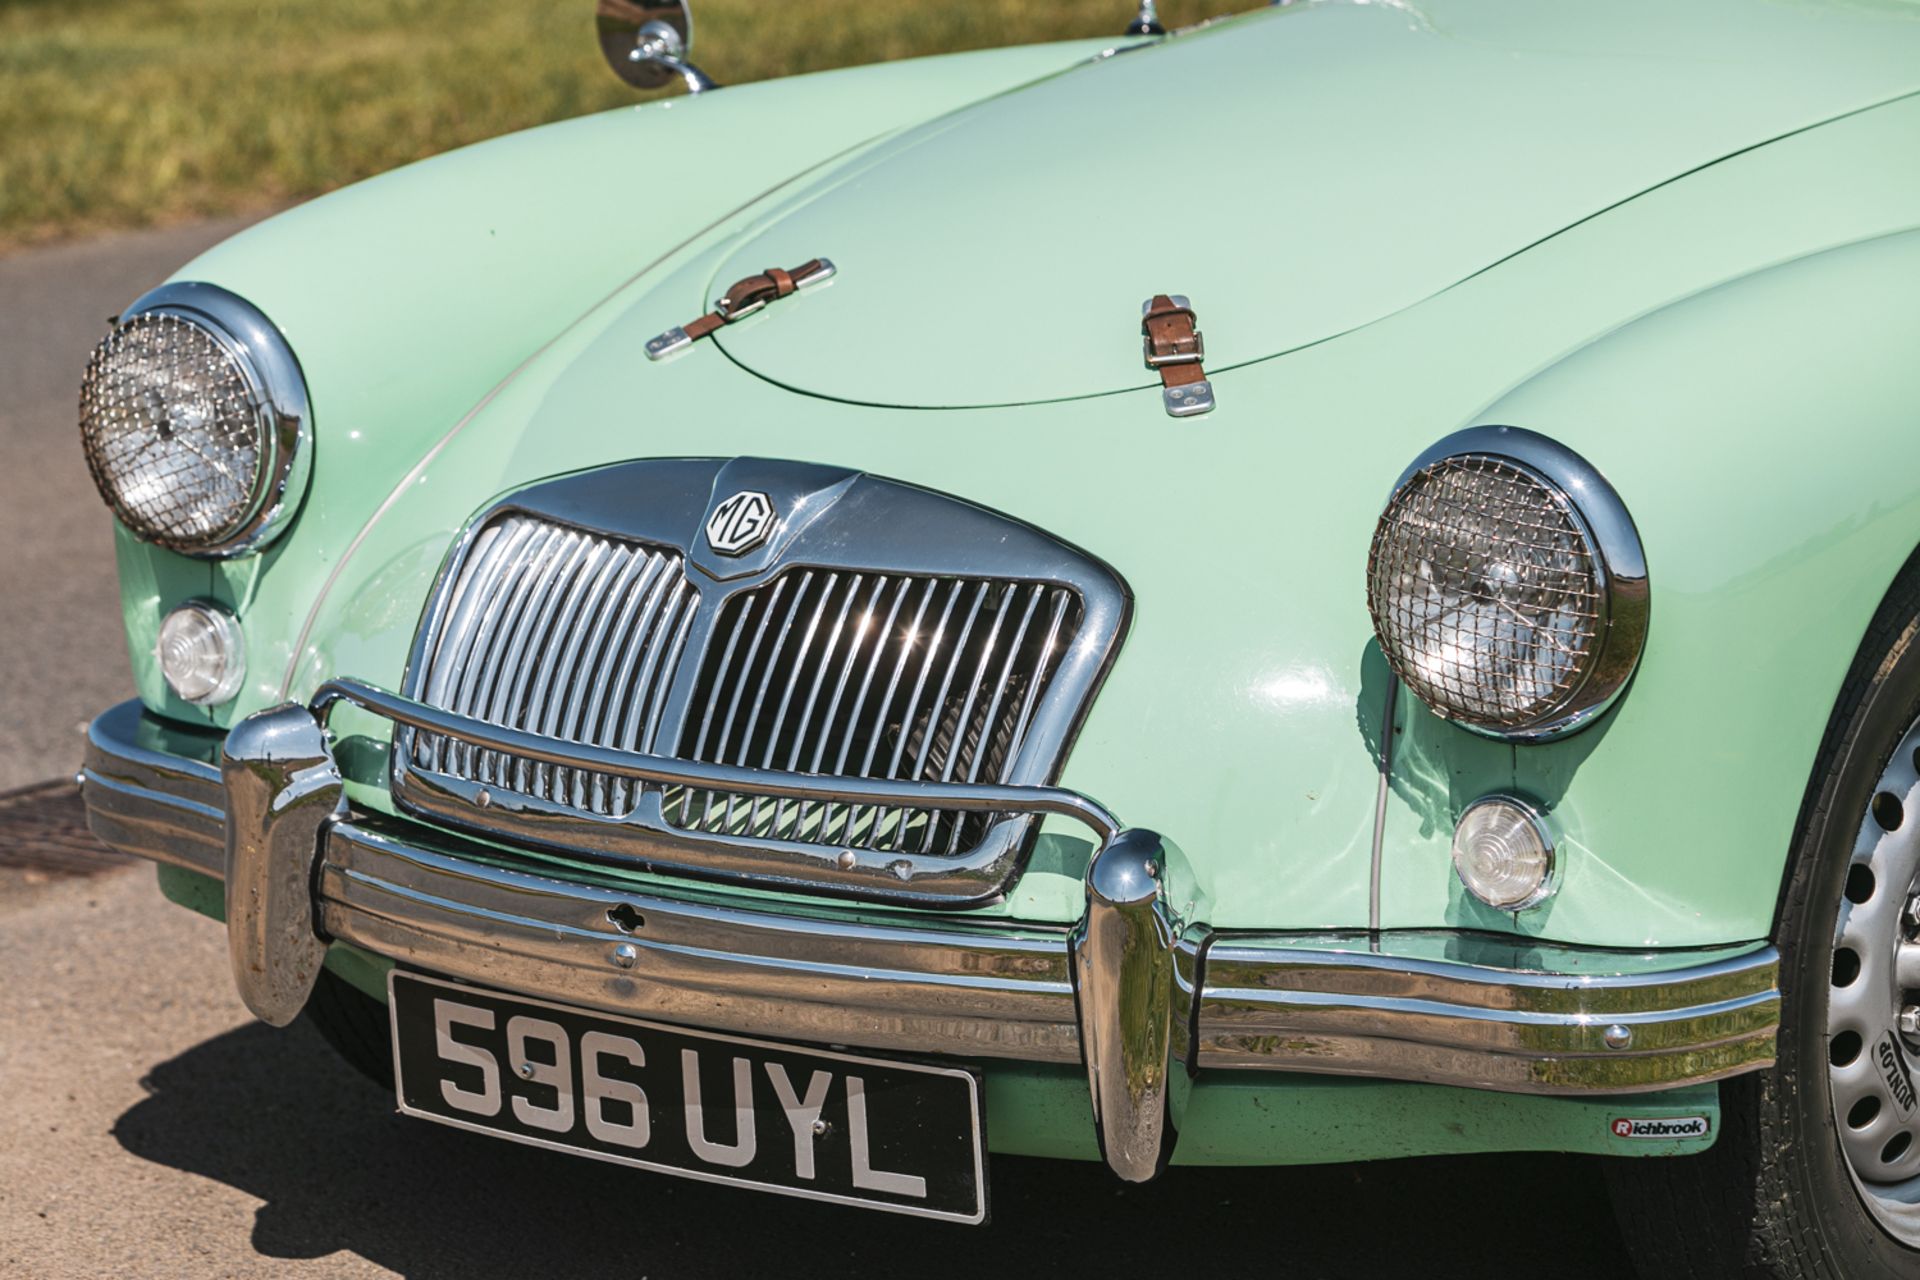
87,281 -> 312,558
1369,424 -> 1650,742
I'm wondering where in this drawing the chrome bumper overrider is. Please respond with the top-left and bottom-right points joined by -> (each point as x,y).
81,693 -> 1782,1183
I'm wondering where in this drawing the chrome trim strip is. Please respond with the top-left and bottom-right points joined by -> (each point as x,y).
80,700 -> 224,876
326,818 -> 1777,1091
1197,935 -> 1780,1094
324,818 -> 1082,1063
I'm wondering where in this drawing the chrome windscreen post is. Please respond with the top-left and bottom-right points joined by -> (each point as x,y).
1071,828 -> 1179,1182
222,704 -> 344,1027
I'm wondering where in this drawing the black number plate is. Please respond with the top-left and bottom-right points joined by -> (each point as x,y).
388,972 -> 986,1223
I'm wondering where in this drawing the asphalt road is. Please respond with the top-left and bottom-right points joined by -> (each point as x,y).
0,224 -> 1638,1278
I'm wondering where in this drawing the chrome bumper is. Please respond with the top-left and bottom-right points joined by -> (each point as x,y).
82,694 -> 1782,1182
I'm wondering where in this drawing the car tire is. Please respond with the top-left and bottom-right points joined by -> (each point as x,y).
302,968 -> 395,1089
1605,564 -> 1920,1279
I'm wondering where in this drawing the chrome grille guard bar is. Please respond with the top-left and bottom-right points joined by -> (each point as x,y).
341,668 -> 1134,909
314,677 -> 1122,845
80,694 -> 1784,1187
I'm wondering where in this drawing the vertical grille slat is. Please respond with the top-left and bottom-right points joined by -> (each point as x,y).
422,523 -> 504,711
889,582 -> 963,784
549,547 -> 653,806
669,568 -> 1084,859
610,569 -> 694,811
839,577 -> 938,846
408,512 -> 1090,868
640,590 -> 697,754
801,575 -> 889,842
517,536 -> 618,795
969,583 -> 1045,786
1006,589 -> 1074,775
714,573 -> 804,831
596,557 -> 684,812
872,582 -> 965,849
694,579 -> 773,764
444,520 -> 558,777
819,576 -> 911,842
491,529 -> 587,790
478,528 -> 586,784
811,574 -> 888,776
919,581 -> 1014,853
935,583 -> 1044,853
771,572 -> 862,836
908,580 -> 991,795
411,515 -> 691,816
418,521 -> 515,772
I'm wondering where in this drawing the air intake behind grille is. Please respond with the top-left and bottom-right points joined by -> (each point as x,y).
409,514 -> 697,815
663,570 -> 1081,856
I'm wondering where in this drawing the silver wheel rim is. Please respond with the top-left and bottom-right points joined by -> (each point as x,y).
1828,720 -> 1920,1243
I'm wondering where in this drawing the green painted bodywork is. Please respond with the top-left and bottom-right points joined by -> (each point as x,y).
709,0 -> 1920,408
130,0 -> 1920,935
112,0 -> 1920,1164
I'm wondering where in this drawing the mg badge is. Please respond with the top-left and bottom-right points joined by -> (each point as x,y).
706,490 -> 776,556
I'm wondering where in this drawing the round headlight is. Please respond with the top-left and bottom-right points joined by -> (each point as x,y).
79,282 -> 310,557
1366,426 -> 1648,740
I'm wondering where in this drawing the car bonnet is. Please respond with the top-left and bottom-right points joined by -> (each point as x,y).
703,0 -> 1920,408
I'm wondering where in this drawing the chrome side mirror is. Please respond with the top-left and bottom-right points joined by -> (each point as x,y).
1124,0 -> 1167,36
597,0 -> 718,94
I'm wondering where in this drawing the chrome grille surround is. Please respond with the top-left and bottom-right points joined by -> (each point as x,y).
391,458 -> 1129,907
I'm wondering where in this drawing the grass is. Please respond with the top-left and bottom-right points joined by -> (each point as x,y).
0,0 -> 1240,251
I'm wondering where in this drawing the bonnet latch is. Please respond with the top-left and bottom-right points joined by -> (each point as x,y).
647,258 -> 837,360
1141,295 -> 1214,418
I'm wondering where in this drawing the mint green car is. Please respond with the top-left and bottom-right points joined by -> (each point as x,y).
72,0 -> 1920,1272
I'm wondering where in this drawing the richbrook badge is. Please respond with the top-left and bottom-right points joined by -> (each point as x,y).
1610,1116 -> 1711,1140
706,490 -> 776,556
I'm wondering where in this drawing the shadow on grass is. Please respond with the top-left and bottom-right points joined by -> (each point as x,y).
115,1019 -> 1632,1277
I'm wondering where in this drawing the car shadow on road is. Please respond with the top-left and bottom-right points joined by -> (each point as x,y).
116,1020 -> 1634,1278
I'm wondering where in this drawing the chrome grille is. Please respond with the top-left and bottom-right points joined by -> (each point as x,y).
410,514 -> 697,815
662,571 -> 1080,855
390,458 -> 1131,907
